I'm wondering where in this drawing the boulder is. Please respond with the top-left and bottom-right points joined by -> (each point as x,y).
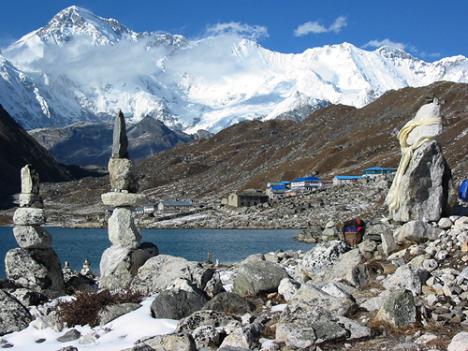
375,289 -> 416,327
336,316 -> 372,340
99,243 -> 157,290
7,288 -> 48,307
13,225 -> 51,249
448,331 -> 468,351
276,303 -> 347,348
108,207 -> 141,248
13,207 -> 45,225
191,325 -> 223,349
387,140 -> 452,223
219,324 -> 263,349
5,248 -> 64,298
202,292 -> 255,315
176,310 -> 240,334
151,290 -> 207,320
232,261 -> 288,297
99,303 -> 141,325
381,232 -> 397,256
298,241 -> 349,280
394,220 -> 439,244
290,282 -> 355,317
101,192 -> 145,207
438,217 -> 453,229
382,265 -> 421,295
108,158 -> 137,192
278,278 -> 300,302
57,329 -> 81,342
0,290 -> 32,336
132,334 -> 197,351
131,255 -> 212,294
324,249 -> 369,288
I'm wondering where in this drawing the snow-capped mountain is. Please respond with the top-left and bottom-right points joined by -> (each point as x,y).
1,6 -> 468,132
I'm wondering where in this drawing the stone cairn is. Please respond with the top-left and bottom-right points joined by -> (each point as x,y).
385,97 -> 452,223
5,165 -> 64,298
99,111 -> 158,290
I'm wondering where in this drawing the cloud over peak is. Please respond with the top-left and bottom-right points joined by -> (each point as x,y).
294,16 -> 347,37
206,21 -> 269,40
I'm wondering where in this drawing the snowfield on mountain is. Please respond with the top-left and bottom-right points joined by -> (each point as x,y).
1,6 -> 468,131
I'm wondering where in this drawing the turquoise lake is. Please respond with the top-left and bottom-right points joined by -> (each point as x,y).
0,227 -> 312,277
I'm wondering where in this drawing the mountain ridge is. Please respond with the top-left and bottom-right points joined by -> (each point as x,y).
1,6 -> 468,132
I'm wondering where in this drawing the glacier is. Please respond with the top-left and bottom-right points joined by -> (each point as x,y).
1,5 -> 468,132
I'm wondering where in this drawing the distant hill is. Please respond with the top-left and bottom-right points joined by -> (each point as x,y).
0,105 -> 72,207
30,116 -> 193,167
39,81 -> 468,212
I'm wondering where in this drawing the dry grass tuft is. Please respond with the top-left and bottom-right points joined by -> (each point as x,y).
57,290 -> 142,327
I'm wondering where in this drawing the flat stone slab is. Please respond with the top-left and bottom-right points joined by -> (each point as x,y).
101,192 -> 145,207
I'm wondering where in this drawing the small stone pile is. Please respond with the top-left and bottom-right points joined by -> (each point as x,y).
99,111 -> 158,290
5,165 -> 64,299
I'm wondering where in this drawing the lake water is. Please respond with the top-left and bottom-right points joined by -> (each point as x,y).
0,227 -> 312,277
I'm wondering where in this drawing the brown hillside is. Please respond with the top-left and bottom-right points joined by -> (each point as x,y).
37,81 -> 468,213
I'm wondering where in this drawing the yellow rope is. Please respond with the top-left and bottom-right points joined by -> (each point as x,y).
386,117 -> 441,211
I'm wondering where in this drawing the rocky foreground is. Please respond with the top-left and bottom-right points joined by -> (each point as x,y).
1,215 -> 467,350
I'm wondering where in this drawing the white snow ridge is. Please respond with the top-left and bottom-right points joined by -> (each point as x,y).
1,6 -> 468,131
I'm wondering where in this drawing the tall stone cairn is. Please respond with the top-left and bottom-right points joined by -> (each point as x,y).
5,165 -> 65,298
385,98 -> 453,223
99,111 -> 158,290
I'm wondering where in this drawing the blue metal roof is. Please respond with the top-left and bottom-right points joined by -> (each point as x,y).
335,175 -> 363,180
292,176 -> 321,182
364,167 -> 396,172
271,184 -> 288,191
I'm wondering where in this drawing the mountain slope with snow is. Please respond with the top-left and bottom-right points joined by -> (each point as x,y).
1,6 -> 468,132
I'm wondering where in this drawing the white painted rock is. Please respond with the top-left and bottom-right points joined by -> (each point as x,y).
406,101 -> 442,146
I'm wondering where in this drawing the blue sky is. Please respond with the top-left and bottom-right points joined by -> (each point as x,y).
0,0 -> 466,60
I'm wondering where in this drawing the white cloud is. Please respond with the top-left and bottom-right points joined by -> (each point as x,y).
206,22 -> 269,40
363,39 -> 407,51
294,16 -> 347,37
329,16 -> 348,33
294,21 -> 327,36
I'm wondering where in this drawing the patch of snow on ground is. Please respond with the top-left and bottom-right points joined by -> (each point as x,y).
2,297 -> 178,351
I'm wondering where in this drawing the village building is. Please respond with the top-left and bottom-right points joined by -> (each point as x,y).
266,181 -> 291,200
227,189 -> 269,207
362,167 -> 396,177
333,175 -> 363,186
290,176 -> 322,191
157,199 -> 193,212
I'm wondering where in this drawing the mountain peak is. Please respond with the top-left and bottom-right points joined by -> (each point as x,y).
37,5 -> 135,45
376,45 -> 414,60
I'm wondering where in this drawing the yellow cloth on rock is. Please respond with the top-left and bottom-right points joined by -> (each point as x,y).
386,117 -> 441,212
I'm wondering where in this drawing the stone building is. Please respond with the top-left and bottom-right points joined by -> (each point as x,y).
227,189 -> 269,207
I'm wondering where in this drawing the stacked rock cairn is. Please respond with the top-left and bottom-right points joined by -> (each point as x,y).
5,165 -> 64,298
99,111 -> 158,290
